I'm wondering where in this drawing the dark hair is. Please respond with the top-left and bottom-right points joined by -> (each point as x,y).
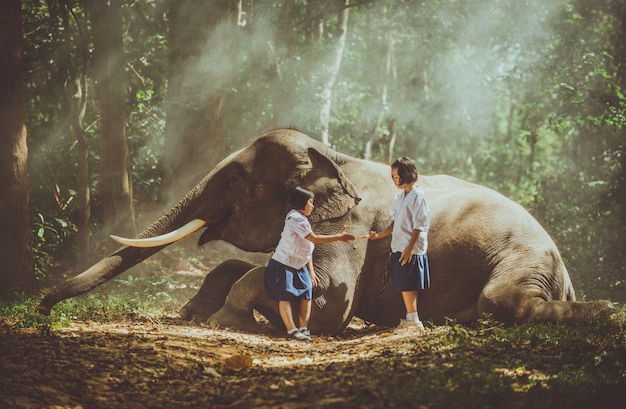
290,186 -> 315,210
391,156 -> 418,185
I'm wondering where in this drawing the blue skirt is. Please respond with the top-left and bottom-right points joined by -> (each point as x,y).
391,252 -> 430,292
264,259 -> 313,301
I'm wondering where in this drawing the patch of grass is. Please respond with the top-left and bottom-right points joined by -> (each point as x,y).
347,323 -> 624,408
377,314 -> 626,409
0,275 -> 190,331
0,296 -> 54,334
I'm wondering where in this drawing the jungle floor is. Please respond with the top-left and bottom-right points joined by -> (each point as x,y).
1,315 -> 625,409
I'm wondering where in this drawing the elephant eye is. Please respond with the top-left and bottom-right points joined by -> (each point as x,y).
228,174 -> 241,188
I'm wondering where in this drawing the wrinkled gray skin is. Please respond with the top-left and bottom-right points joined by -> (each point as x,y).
37,128 -> 614,334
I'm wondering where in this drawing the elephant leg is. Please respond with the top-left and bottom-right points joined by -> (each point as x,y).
478,270 -> 615,325
179,259 -> 256,322
520,298 -> 615,323
479,293 -> 615,324
207,266 -> 279,333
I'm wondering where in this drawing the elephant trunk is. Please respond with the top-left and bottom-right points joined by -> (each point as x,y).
36,198 -> 209,315
36,245 -> 164,315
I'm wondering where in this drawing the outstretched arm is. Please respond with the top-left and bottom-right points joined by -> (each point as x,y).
363,223 -> 393,240
305,225 -> 356,245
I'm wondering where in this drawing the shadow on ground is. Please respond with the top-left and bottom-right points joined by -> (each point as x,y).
1,317 -> 625,409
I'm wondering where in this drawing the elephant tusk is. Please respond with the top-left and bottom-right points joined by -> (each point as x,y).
110,219 -> 206,248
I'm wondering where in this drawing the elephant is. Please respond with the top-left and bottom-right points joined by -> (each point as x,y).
36,128 -> 615,334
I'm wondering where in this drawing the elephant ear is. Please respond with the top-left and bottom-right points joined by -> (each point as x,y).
293,147 -> 361,223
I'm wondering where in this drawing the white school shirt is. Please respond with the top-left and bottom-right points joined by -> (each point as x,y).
389,185 -> 430,255
272,209 -> 315,269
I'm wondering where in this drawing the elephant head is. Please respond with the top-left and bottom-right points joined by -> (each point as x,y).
36,128 -> 361,315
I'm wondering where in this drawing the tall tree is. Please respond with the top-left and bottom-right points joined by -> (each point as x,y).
363,32 -> 396,162
0,0 -> 37,294
609,0 -> 626,262
159,0 -> 232,204
319,0 -> 350,146
89,0 -> 136,242
56,0 -> 91,269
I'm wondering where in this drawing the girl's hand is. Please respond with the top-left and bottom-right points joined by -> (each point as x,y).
400,247 -> 412,265
338,225 -> 356,242
310,271 -> 320,287
362,231 -> 378,240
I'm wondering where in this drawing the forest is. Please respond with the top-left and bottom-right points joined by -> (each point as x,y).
1,1 -> 625,408
4,0 -> 624,301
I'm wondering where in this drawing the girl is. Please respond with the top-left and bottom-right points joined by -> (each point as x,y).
264,186 -> 356,340
365,157 -> 431,332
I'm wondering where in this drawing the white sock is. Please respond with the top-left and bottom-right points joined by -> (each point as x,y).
299,327 -> 308,332
406,312 -> 420,323
287,328 -> 298,334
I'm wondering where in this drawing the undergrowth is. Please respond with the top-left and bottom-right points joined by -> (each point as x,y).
0,295 -> 624,408
359,313 -> 626,409
0,274 -> 191,332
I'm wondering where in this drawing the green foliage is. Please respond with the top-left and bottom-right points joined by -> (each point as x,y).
114,274 -> 178,306
370,313 -> 626,408
31,212 -> 61,279
18,0 -> 626,302
22,0 -> 167,229
0,296 -> 54,335
0,274 -> 187,332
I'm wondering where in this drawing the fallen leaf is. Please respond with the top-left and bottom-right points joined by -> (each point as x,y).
223,354 -> 253,372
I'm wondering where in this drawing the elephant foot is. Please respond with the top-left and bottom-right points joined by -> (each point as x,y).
206,305 -> 263,333
179,259 -> 258,321
179,300 -> 195,321
179,299 -> 214,322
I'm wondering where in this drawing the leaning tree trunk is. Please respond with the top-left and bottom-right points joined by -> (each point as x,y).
319,0 -> 350,146
89,0 -> 136,246
0,0 -> 37,295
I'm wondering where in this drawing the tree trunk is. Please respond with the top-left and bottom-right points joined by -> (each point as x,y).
611,2 -> 626,260
160,0 -> 232,205
319,0 -> 350,146
613,2 -> 626,263
364,33 -> 395,162
0,0 -> 37,295
89,0 -> 136,244
71,77 -> 91,269
58,0 -> 91,269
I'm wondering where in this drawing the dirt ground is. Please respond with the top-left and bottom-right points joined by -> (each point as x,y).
1,315 -> 625,409
0,317 -> 420,409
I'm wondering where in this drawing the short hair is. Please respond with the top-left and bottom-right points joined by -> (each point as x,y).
391,157 -> 418,185
290,186 -> 315,210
